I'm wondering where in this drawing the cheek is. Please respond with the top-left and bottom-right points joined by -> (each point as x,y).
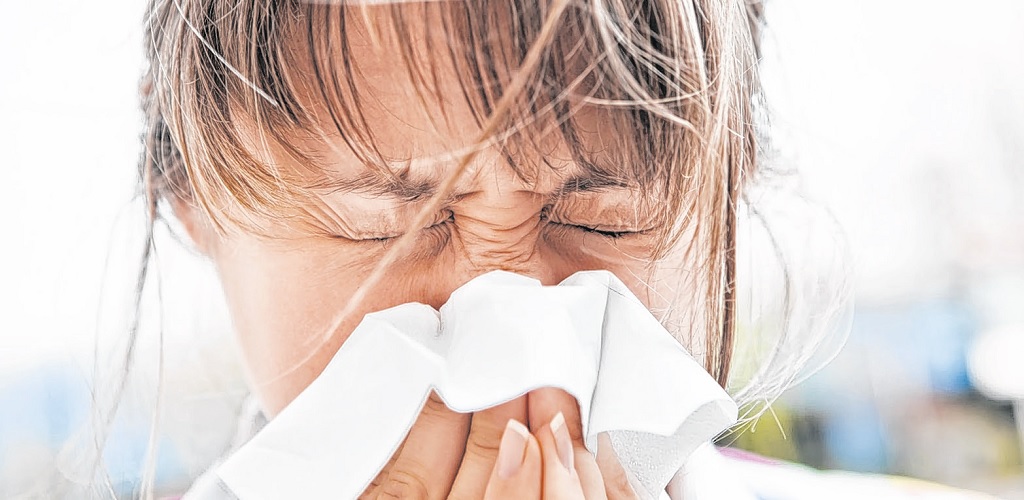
541,228 -> 685,315
210,235 -> 441,415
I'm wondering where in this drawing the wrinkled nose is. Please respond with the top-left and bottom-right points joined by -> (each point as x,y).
446,190 -> 566,287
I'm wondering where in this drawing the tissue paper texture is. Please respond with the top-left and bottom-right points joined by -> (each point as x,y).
218,270 -> 738,499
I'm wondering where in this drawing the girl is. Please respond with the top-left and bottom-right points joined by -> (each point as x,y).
96,0 -> 930,498
145,1 -> 758,497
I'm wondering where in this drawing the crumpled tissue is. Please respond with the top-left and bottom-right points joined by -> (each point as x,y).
217,270 -> 738,499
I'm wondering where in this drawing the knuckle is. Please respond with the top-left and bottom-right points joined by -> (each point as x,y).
464,425 -> 503,461
377,469 -> 431,500
365,475 -> 384,496
420,393 -> 451,419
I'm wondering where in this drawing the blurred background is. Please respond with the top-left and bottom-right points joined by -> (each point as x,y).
2,0 -> 1023,498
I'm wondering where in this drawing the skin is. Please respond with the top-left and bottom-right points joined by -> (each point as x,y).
177,8 -> 689,498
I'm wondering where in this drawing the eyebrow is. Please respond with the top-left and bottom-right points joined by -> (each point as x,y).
315,168 -> 441,201
557,171 -> 635,194
314,164 -> 636,200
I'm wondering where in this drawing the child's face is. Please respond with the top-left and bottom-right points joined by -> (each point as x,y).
181,13 -> 688,416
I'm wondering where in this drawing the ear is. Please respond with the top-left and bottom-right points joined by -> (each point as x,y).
171,199 -> 219,257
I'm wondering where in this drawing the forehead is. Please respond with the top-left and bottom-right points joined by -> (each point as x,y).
244,5 -> 636,196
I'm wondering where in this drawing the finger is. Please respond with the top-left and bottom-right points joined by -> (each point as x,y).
482,419 -> 542,500
371,392 -> 469,499
362,443 -> 402,498
527,388 -> 585,442
537,412 -> 585,500
595,433 -> 639,500
528,389 -> 607,499
448,397 -> 529,500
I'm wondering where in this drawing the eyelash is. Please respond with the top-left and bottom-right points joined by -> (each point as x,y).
539,209 -> 637,239
567,224 -> 634,239
357,213 -> 454,246
352,214 -> 636,247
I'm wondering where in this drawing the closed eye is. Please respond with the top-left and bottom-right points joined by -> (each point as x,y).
568,224 -> 636,239
340,210 -> 454,245
541,205 -> 649,240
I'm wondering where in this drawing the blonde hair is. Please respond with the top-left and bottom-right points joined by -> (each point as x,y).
44,2 -> 859,498
141,0 -> 766,387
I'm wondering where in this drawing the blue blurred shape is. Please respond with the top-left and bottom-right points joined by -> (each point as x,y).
0,362 -> 90,465
0,361 -> 186,495
824,402 -> 889,473
855,300 -> 975,395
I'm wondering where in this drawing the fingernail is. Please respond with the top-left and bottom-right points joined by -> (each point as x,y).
550,412 -> 574,472
497,419 -> 529,479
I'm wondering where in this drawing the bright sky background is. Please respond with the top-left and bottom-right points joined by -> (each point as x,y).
3,1 -> 1024,373
1,0 -> 145,375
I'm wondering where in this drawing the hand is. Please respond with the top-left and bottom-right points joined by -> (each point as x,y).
480,410 -> 579,499
360,388 -> 639,499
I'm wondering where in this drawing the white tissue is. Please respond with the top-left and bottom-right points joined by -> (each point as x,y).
217,270 -> 738,499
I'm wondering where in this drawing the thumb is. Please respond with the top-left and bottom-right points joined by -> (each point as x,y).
483,419 -> 542,500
